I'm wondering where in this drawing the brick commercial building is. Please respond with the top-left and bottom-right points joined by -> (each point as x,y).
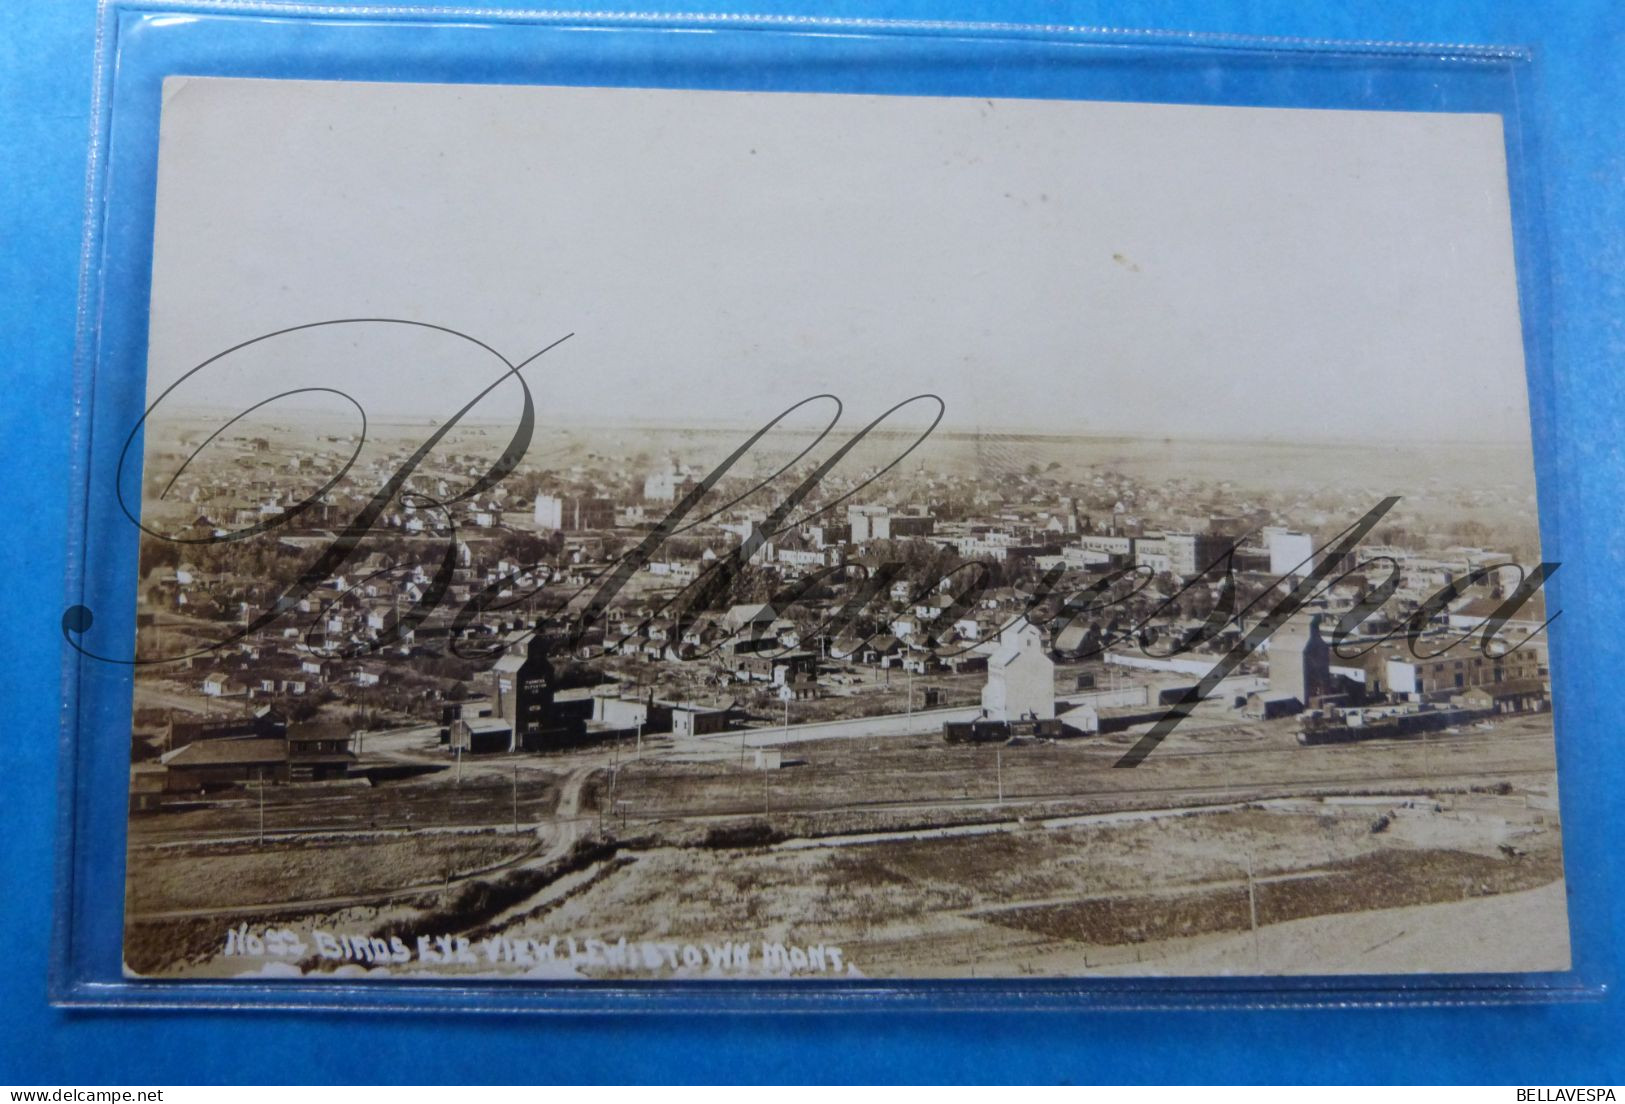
1361,637 -> 1547,701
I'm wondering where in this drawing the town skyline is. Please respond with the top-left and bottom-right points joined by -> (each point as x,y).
123,391 -> 1566,981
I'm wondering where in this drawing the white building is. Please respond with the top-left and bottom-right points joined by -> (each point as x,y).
1268,529 -> 1316,578
534,494 -> 614,531
643,460 -> 698,503
981,619 -> 1055,722
534,494 -> 565,530
848,504 -> 889,542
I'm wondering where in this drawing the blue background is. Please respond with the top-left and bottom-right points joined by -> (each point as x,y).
4,0 -> 1622,1084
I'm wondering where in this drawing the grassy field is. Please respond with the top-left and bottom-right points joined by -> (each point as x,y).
495,797 -> 1564,978
123,711 -> 1565,978
128,830 -> 539,913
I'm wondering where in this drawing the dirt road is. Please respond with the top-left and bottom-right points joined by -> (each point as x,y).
130,764 -> 600,921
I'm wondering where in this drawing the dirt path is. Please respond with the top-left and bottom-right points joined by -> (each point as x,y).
130,764 -> 601,921
537,764 -> 594,863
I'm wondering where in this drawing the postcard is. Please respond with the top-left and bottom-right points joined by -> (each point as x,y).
119,78 -> 1566,980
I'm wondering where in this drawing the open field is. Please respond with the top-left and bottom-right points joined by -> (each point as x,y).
469,789 -> 1565,978
128,764 -> 566,845
608,713 -> 1558,826
122,708 -> 1566,978
128,830 -> 539,914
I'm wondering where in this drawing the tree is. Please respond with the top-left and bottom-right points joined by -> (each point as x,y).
138,537 -> 182,577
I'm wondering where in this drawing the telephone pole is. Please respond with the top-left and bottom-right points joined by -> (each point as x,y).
1246,851 -> 1261,968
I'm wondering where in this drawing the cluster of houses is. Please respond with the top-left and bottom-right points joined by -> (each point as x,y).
134,439 -> 1555,801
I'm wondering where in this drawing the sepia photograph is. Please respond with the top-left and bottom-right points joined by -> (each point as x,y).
117,77 -> 1567,982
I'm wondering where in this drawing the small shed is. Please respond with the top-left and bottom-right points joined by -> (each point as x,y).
1244,692 -> 1304,720
1459,679 -> 1548,715
1057,704 -> 1100,737
672,706 -> 729,738
452,717 -> 514,755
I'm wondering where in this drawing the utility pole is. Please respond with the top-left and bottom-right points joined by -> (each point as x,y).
511,763 -> 518,834
996,749 -> 1003,804
635,721 -> 643,762
257,766 -> 265,845
1246,851 -> 1261,968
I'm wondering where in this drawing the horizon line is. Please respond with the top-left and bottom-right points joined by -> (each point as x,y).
148,404 -> 1533,451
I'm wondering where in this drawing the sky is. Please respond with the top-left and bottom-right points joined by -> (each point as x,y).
145,77 -> 1534,445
